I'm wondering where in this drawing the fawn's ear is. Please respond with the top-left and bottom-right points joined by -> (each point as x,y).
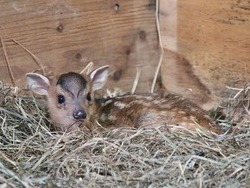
89,65 -> 109,91
26,73 -> 50,96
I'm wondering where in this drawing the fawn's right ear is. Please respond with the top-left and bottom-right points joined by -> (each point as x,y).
26,73 -> 50,96
89,65 -> 109,91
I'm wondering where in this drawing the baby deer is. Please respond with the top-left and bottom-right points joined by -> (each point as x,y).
26,66 -> 223,134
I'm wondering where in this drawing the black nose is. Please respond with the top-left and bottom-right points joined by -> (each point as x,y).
73,110 -> 87,120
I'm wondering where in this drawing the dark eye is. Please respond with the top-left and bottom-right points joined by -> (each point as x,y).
86,92 -> 91,101
58,95 -> 65,104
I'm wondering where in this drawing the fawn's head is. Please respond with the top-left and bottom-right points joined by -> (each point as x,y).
26,66 -> 109,132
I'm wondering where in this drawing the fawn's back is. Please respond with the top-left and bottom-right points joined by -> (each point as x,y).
26,65 -> 223,134
96,93 -> 222,134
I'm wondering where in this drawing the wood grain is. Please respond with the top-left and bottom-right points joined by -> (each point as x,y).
0,0 -> 160,93
160,0 -> 250,104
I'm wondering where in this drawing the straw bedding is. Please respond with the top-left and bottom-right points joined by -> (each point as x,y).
0,82 -> 249,188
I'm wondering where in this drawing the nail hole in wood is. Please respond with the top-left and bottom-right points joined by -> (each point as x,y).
75,53 -> 82,60
113,69 -> 123,81
57,23 -> 64,32
114,4 -> 120,12
139,30 -> 147,40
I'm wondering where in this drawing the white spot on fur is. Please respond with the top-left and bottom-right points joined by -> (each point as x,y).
178,111 -> 186,114
100,114 -> 107,121
114,101 -> 126,109
144,96 -> 154,101
103,100 -> 113,106
108,115 -> 117,121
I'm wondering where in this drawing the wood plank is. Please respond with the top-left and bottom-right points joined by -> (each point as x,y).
0,0 -> 160,93
160,0 -> 250,108
178,0 -> 250,94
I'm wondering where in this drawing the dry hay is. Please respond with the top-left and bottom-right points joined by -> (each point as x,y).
0,82 -> 249,188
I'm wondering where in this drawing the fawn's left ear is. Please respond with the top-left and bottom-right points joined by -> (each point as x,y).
89,65 -> 109,91
26,73 -> 50,96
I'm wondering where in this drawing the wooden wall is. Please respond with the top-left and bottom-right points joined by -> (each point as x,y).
0,0 -> 160,93
160,0 -> 250,108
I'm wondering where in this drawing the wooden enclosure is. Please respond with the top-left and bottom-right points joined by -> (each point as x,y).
160,0 -> 250,108
0,0 -> 249,109
0,0 -> 160,92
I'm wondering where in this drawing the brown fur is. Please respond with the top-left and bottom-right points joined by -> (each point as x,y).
94,93 -> 223,134
46,74 -> 96,132
26,66 -> 223,134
